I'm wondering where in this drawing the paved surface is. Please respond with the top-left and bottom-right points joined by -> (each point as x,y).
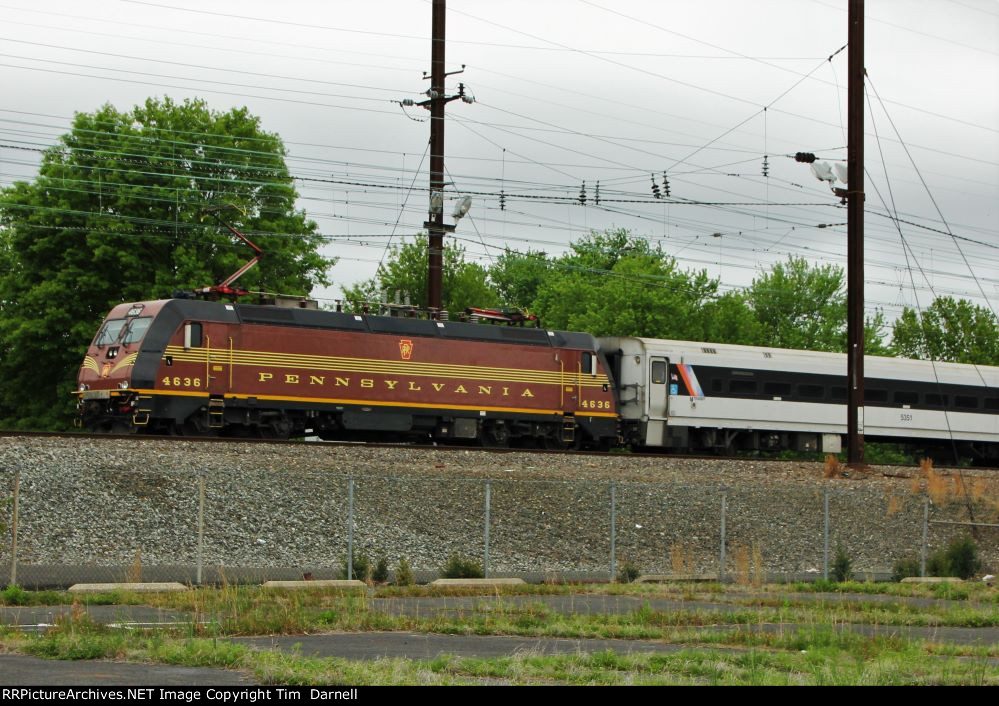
370,592 -> 997,617
0,604 -> 194,628
237,628 -> 999,661
702,622 -> 999,647
0,654 -> 255,685
235,632 -> 740,660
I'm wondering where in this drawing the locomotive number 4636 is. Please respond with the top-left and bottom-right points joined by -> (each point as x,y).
162,376 -> 202,388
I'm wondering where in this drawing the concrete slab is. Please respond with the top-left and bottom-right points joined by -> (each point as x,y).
430,578 -> 526,587
67,582 -> 188,593
261,580 -> 366,591
901,577 -> 963,584
636,574 -> 718,583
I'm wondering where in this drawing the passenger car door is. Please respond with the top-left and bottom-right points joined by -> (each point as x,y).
649,356 -> 669,420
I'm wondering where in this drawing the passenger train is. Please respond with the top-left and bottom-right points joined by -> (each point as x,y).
75,298 -> 999,462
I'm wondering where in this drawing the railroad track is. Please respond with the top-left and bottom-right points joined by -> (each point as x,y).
2,429 -> 990,472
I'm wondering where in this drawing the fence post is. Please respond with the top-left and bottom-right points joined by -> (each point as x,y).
920,496 -> 929,577
347,477 -> 355,580
483,480 -> 491,578
719,490 -> 727,583
609,482 -> 617,582
196,473 -> 205,586
823,487 -> 830,581
9,469 -> 19,587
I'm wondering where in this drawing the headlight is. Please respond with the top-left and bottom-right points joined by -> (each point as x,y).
119,381 -> 129,390
79,384 -> 89,392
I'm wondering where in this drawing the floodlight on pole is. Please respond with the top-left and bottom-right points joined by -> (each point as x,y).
452,195 -> 472,221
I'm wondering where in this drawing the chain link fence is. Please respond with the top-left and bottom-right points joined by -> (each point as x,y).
2,464 -> 996,588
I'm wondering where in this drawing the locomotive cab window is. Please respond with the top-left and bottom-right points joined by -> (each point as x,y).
651,361 -> 667,384
184,322 -> 203,349
121,317 -> 152,344
94,319 -> 127,347
582,352 -> 597,376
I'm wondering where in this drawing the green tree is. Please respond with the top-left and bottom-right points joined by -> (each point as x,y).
489,248 -> 550,310
700,290 -> 765,346
746,256 -> 847,351
341,237 -> 498,313
0,97 -> 333,429
528,229 -> 718,338
891,297 -> 999,365
744,256 -> 890,354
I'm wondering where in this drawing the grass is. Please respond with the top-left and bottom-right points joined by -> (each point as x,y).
0,580 -> 995,685
2,618 -> 996,685
0,585 -> 122,606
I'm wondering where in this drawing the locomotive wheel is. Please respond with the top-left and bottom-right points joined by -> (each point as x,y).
481,422 -> 510,448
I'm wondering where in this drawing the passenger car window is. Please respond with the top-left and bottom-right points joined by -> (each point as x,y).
730,380 -> 757,395
651,361 -> 667,384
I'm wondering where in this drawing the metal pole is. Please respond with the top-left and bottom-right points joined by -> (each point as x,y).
719,491 -> 727,583
920,497 -> 929,577
196,474 -> 205,586
347,477 -> 355,580
846,0 -> 866,466
823,487 -> 830,581
609,482 -> 616,581
427,0 -> 446,311
9,469 -> 19,587
483,480 -> 491,578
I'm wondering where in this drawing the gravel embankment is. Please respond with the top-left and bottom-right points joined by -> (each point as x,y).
0,436 -> 996,585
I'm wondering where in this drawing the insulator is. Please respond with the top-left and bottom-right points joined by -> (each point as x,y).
762,155 -> 770,177
651,173 -> 661,199
579,180 -> 586,206
794,152 -> 817,163
595,181 -> 600,205
499,190 -> 506,211
662,173 -> 670,197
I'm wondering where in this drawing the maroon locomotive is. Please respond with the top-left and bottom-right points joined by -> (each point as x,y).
75,298 -> 619,448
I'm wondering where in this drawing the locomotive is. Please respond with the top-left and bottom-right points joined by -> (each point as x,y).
75,298 -> 619,448
76,298 -> 999,460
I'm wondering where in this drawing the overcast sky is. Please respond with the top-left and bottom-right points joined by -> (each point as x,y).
1,0 -> 997,321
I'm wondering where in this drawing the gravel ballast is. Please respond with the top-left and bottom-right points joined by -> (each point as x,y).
1,436 -> 996,586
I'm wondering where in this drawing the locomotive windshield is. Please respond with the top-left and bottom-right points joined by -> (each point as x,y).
121,316 -> 152,344
94,318 -> 127,346
94,316 -> 153,346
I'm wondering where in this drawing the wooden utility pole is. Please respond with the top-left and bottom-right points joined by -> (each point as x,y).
418,0 -> 471,313
426,0 -> 448,313
847,0 -> 865,465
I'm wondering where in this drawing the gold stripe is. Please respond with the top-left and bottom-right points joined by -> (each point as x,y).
109,353 -> 138,374
81,356 -> 101,374
164,346 -> 611,387
129,388 -> 616,417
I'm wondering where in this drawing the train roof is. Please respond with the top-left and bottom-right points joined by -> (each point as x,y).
598,335 -> 999,387
115,299 -> 599,351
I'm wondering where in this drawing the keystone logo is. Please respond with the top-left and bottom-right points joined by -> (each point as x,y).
399,339 -> 414,360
